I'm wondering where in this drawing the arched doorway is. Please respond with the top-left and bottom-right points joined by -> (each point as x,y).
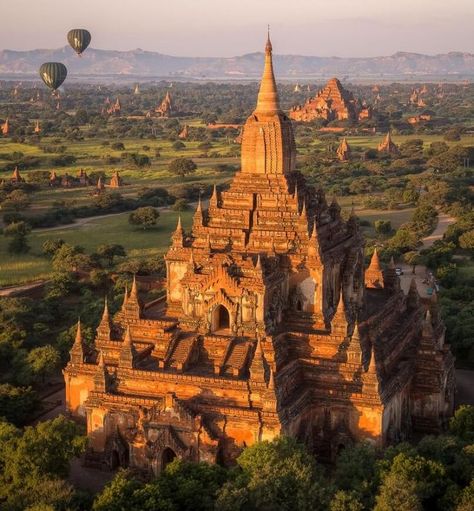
212,304 -> 230,332
162,447 -> 176,470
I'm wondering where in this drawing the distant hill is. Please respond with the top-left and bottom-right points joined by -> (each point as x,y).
1,46 -> 473,80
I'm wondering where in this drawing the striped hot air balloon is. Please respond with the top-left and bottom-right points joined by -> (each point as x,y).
39,62 -> 67,91
67,29 -> 91,56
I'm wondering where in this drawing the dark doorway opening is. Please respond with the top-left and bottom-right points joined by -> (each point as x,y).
213,304 -> 230,332
110,451 -> 120,470
162,447 -> 176,470
218,305 -> 230,330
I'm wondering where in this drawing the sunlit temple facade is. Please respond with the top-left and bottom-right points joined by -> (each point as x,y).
64,35 -> 455,473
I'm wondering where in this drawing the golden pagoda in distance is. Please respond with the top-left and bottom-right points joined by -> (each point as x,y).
64,33 -> 454,474
1,118 -> 9,136
378,131 -> 400,155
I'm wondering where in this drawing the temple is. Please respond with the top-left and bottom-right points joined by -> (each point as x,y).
336,138 -> 351,161
2,118 -> 9,136
378,131 -> 400,155
156,91 -> 172,117
109,170 -> 123,188
64,34 -> 455,474
289,78 -> 372,122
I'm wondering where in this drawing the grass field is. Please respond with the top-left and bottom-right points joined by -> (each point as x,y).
0,198 -> 416,285
0,209 -> 194,286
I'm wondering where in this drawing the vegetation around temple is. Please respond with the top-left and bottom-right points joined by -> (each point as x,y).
0,416 -> 473,510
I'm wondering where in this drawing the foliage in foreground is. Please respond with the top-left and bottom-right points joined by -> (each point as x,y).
91,419 -> 474,511
0,416 -> 86,511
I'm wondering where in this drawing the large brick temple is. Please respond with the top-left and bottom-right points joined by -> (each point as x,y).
64,35 -> 455,473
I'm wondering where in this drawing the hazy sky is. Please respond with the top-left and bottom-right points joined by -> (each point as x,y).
1,0 -> 473,57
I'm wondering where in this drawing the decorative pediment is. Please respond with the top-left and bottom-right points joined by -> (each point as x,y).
205,288 -> 236,313
198,264 -> 242,296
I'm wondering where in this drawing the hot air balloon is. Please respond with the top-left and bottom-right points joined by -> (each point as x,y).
39,62 -> 67,91
67,29 -> 91,56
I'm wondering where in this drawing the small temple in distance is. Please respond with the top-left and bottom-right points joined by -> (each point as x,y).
378,131 -> 400,155
65,33 -> 455,474
336,138 -> 351,161
155,91 -> 172,117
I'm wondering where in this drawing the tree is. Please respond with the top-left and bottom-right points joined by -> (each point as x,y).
26,345 -> 60,383
436,263 -> 458,287
89,269 -> 111,289
169,157 -> 197,177
1,190 -> 31,211
51,243 -> 91,273
456,479 -> 474,511
93,461 -> 227,511
330,491 -> 364,511
3,221 -> 31,254
42,238 -> 65,258
375,453 -> 446,511
0,384 -> 38,426
402,187 -> 420,204
128,152 -> 151,168
374,220 -> 392,236
404,251 -> 422,274
449,405 -> 474,441
375,472 -> 422,511
444,128 -> 462,142
96,244 -> 126,266
172,140 -> 186,151
0,416 -> 85,509
93,470 -> 144,511
172,198 -> 189,211
217,436 -> 330,511
459,229 -> 474,254
142,459 -> 227,511
334,442 -> 379,509
388,228 -> 418,253
129,207 -> 160,230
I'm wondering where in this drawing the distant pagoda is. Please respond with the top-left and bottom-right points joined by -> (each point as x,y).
377,131 -> 399,155
336,138 -> 351,161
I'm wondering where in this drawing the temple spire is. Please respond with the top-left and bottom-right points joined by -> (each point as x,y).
128,274 -> 139,303
250,336 -> 267,383
255,30 -> 280,115
97,297 -> 111,340
171,216 -> 184,247
122,284 -> 128,310
75,318 -> 82,345
70,319 -> 85,364
119,325 -> 136,369
209,185 -> 218,208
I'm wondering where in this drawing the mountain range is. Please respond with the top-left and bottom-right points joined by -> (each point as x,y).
0,46 -> 473,80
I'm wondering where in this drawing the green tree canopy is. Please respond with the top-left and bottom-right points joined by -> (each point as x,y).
169,157 -> 197,177
129,207 -> 160,230
217,436 -> 330,511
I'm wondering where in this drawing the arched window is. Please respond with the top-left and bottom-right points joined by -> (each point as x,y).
296,299 -> 303,312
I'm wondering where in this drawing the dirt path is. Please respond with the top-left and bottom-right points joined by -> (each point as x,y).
0,279 -> 48,297
398,211 -> 456,297
35,211 -> 127,233
420,211 -> 455,250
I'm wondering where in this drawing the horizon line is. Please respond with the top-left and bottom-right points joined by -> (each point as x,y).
1,45 -> 473,60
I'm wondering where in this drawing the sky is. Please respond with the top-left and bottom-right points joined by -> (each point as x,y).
1,0 -> 473,57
